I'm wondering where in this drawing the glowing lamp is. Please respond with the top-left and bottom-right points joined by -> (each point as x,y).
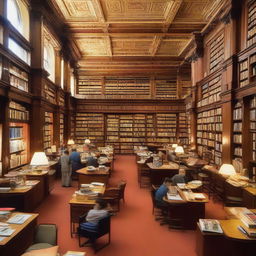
175,146 -> 184,154
219,164 -> 236,176
30,152 -> 49,166
67,139 -> 75,145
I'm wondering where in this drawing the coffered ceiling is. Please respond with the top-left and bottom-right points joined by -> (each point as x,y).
49,0 -> 224,75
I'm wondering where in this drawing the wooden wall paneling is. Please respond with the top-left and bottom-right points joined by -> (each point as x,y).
53,108 -> 60,148
55,51 -> 61,86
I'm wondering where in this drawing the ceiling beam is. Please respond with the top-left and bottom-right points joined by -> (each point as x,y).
149,36 -> 163,56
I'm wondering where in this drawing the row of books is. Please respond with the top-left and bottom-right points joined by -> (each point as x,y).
10,153 -> 27,169
10,139 -> 25,153
9,127 -> 23,139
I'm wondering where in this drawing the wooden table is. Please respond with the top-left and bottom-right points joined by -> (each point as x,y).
147,162 -> 180,185
76,167 -> 110,187
243,187 -> 256,208
0,180 -> 43,212
69,185 -> 105,236
163,188 -> 208,229
0,212 -> 38,256
196,218 -> 256,256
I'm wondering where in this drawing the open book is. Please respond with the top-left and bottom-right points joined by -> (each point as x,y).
199,219 -> 223,233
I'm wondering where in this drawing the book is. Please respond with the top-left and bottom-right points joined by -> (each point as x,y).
64,251 -> 85,256
240,209 -> 256,229
238,225 -> 256,238
199,219 -> 223,233
7,214 -> 32,224
0,227 -> 15,236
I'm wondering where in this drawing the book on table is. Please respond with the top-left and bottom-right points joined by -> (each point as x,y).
199,219 -> 223,233
7,214 -> 32,224
238,225 -> 256,238
239,209 -> 256,229
0,227 -> 15,236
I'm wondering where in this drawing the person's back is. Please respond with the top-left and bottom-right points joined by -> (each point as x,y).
172,168 -> 186,186
69,149 -> 82,173
61,150 -> 71,187
155,177 -> 172,204
60,154 -> 70,170
86,156 -> 99,167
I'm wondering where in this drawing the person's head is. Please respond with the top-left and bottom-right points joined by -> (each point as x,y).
64,150 -> 69,155
72,148 -> 77,152
163,177 -> 172,186
179,168 -> 186,176
95,199 -> 108,210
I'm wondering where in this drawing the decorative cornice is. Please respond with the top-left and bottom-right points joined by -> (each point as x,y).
184,32 -> 204,62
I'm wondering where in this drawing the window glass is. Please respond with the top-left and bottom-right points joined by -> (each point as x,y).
7,0 -> 22,34
8,38 -> 30,65
43,43 -> 55,82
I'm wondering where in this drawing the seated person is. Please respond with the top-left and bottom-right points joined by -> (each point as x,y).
86,156 -> 99,167
80,199 -> 112,232
171,168 -> 187,185
155,177 -> 172,206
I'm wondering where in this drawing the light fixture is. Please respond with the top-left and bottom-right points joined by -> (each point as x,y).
175,146 -> 184,154
67,139 -> 75,145
219,164 -> 236,176
30,152 -> 49,173
172,144 -> 178,149
84,139 -> 91,144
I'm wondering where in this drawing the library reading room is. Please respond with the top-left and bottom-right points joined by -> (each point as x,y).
1,0 -> 256,255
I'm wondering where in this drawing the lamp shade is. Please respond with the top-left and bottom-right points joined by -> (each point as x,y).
175,146 -> 184,154
30,152 -> 49,166
172,144 -> 178,149
67,139 -> 75,145
219,164 -> 236,176
84,139 -> 91,144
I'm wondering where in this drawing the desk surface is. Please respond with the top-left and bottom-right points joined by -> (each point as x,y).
69,186 -> 105,205
243,186 -> 256,195
147,162 -> 179,170
0,180 -> 40,194
0,212 -> 38,246
76,167 -> 110,175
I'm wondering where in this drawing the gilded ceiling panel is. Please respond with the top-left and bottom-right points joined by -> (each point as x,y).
156,39 -> 189,56
77,38 -> 109,56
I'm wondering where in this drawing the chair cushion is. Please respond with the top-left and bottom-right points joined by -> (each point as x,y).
26,243 -> 54,252
22,245 -> 58,256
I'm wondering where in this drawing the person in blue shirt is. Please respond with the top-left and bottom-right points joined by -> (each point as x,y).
155,177 -> 172,207
69,148 -> 83,177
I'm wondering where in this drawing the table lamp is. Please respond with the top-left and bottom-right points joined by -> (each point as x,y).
67,139 -> 75,145
172,144 -> 178,149
175,146 -> 184,155
219,164 -> 236,176
84,139 -> 91,144
30,152 -> 49,173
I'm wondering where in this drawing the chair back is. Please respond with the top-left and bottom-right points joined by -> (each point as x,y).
98,215 -> 111,236
118,180 -> 127,200
34,224 -> 57,245
150,187 -> 156,207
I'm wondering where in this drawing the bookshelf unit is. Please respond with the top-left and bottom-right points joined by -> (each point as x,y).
197,75 -> 221,108
77,78 -> 102,96
60,113 -> 64,145
0,123 -> 2,175
239,59 -> 249,87
156,113 -> 177,144
8,101 -> 30,169
9,63 -> 29,92
44,83 -> 57,104
106,114 -> 120,152
43,112 -> 53,151
146,114 -> 155,143
178,112 -> 189,145
233,102 -> 243,169
186,111 -> 191,145
197,108 -> 222,165
105,77 -> 150,99
75,113 -> 104,146
0,55 -> 2,80
155,79 -> 177,99
209,32 -> 224,73
250,96 -> 256,180
247,0 -> 256,47
249,53 -> 256,83
70,114 -> 75,140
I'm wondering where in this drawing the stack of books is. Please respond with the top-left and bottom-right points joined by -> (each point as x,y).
239,209 -> 256,237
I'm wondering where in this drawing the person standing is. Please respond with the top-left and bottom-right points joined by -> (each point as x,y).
69,148 -> 83,178
60,150 -> 71,187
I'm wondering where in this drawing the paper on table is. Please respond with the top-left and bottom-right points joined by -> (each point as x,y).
0,227 -> 15,236
7,214 -> 32,224
0,237 -> 6,242
167,193 -> 183,201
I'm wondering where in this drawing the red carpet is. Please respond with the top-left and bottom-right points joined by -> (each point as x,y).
35,155 -> 227,256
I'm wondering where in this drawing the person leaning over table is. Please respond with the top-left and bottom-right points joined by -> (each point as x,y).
155,177 -> 173,207
171,168 -> 187,186
60,150 -> 72,187
69,148 -> 83,177
80,198 -> 113,232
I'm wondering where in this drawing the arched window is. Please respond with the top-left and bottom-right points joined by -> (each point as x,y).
7,0 -> 22,34
7,0 -> 29,40
44,43 -> 55,82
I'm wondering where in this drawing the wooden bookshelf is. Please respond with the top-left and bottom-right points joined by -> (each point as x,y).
43,112 -> 53,151
197,75 -> 221,108
8,101 -> 30,169
78,78 -> 102,96
44,83 -> 57,105
0,55 -> 2,80
146,114 -> 155,143
239,59 -> 249,87
250,96 -> 256,180
156,113 -> 177,144
106,114 -> 120,153
70,114 -> 75,139
233,102 -> 243,170
209,32 -> 224,73
249,53 -> 256,83
9,63 -> 29,92
60,113 -> 64,145
186,111 -> 191,146
0,123 -> 2,175
75,113 -> 104,146
197,108 -> 222,165
59,92 -> 65,107
155,79 -> 177,99
178,112 -> 189,145
105,77 -> 150,99
247,0 -> 256,47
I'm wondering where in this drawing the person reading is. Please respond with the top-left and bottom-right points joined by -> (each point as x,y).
155,177 -> 172,206
171,168 -> 187,186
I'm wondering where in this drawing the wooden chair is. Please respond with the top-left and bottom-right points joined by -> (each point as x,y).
102,180 -> 127,211
77,214 -> 111,253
